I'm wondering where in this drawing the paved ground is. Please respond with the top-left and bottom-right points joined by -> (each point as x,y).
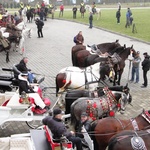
0,18 -> 150,137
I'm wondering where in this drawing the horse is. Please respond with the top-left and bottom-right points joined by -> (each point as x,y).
72,40 -> 121,67
93,109 -> 150,150
70,86 -> 131,129
65,84 -> 132,115
56,62 -> 114,97
80,6 -> 86,18
108,129 -> 150,150
109,45 -> 136,85
85,5 -> 101,20
26,8 -> 34,23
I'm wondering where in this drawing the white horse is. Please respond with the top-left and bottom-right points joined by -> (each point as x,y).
56,62 -> 113,94
21,7 -> 27,24
85,5 -> 101,20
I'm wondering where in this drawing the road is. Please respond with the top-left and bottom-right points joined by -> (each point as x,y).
0,18 -> 150,137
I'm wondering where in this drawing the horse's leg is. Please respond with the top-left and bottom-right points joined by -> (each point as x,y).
6,51 -> 9,63
117,70 -> 123,85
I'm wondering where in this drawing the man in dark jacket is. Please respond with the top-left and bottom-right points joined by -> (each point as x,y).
89,12 -> 93,28
15,57 -> 34,83
72,5 -> 77,19
141,52 -> 150,88
35,18 -> 44,38
75,31 -> 84,45
116,9 -> 121,24
42,108 -> 83,150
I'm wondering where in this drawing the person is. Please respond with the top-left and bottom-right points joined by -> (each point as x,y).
14,12 -> 20,25
41,1 -> 45,8
72,5 -> 77,19
35,18 -> 44,38
118,2 -> 121,10
39,8 -> 44,21
36,2 -> 41,15
89,12 -> 93,29
19,2 -> 24,11
92,2 -> 96,14
59,4 -> 64,17
15,57 -> 35,83
141,52 -> 150,88
125,8 -> 132,28
130,15 -> 133,25
18,72 -> 46,112
116,9 -> 121,24
75,31 -> 84,45
75,112 -> 91,148
80,1 -> 85,13
130,51 -> 141,83
42,108 -> 83,150
26,3 -> 31,11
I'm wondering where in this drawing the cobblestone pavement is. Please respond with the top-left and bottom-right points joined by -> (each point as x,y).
0,19 -> 150,137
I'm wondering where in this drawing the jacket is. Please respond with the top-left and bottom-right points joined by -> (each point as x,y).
18,75 -> 34,95
35,19 -> 44,29
76,34 -> 84,45
16,59 -> 29,72
42,116 -> 72,139
142,56 -> 150,71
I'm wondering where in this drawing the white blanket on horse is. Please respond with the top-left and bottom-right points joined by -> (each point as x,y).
59,62 -> 100,90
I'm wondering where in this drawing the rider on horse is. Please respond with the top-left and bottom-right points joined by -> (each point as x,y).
92,2 -> 97,14
26,4 -> 31,11
80,1 -> 85,12
48,3 -> 54,13
36,2 -> 41,15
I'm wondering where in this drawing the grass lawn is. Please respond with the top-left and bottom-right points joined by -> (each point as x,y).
53,8 -> 150,43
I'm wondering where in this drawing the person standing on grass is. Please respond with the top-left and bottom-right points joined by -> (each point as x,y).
59,4 -> 64,17
72,5 -> 77,19
89,12 -> 93,28
116,9 -> 121,24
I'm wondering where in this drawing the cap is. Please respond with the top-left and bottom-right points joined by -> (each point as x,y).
21,71 -> 28,76
143,52 -> 148,55
81,112 -> 88,117
53,108 -> 63,116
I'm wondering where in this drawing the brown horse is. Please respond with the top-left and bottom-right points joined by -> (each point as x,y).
71,45 -> 86,66
93,110 -> 150,150
108,129 -> 150,150
72,40 -> 121,67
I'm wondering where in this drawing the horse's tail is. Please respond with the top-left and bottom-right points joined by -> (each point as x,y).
70,100 -> 78,126
55,74 -> 59,97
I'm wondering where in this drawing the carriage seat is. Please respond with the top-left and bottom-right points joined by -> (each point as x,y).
0,73 -> 14,81
6,92 -> 29,108
0,80 -> 12,86
12,64 -> 21,79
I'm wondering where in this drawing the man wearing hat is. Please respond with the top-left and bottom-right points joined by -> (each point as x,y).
42,108 -> 83,150
130,51 -> 141,83
141,52 -> 150,88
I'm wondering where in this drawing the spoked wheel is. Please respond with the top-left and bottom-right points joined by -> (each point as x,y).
26,120 -> 43,129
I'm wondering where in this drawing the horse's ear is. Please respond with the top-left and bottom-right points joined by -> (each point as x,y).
124,44 -> 126,48
116,39 -> 119,43
142,108 -> 145,113
131,45 -> 133,49
125,83 -> 128,87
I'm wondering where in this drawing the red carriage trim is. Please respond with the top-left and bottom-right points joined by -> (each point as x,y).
142,111 -> 150,124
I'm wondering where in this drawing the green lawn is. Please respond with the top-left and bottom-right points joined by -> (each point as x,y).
53,8 -> 150,43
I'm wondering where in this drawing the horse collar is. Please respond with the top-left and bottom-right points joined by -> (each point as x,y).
130,118 -> 139,131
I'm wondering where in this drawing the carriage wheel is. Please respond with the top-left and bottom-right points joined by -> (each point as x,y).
26,120 -> 43,129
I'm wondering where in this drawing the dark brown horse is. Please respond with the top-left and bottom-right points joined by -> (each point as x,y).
108,129 -> 150,150
72,40 -> 121,67
93,110 -> 150,150
109,45 -> 136,85
71,45 -> 86,66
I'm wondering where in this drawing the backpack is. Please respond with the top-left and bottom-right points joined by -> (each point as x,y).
73,36 -> 77,43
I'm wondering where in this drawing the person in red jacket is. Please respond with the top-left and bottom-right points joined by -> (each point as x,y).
59,4 -> 64,17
